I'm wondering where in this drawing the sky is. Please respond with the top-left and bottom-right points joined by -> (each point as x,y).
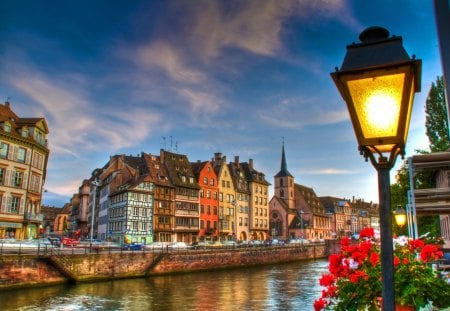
0,0 -> 443,207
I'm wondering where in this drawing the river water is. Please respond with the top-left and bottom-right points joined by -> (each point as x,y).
0,259 -> 328,311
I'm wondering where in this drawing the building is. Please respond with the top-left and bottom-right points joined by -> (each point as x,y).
53,203 -> 71,236
269,143 -> 328,240
0,101 -> 49,239
160,149 -> 199,243
228,156 -> 251,241
99,154 -> 155,244
192,160 -> 219,241
241,158 -> 270,241
211,153 -> 236,241
41,205 -> 62,236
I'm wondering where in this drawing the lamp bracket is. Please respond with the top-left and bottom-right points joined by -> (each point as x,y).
359,144 -> 404,169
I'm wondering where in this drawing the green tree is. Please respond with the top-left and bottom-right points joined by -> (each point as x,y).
425,76 -> 449,152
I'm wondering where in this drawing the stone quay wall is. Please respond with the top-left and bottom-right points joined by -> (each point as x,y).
0,243 -> 327,290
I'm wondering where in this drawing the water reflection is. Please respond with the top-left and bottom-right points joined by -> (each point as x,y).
1,259 -> 327,311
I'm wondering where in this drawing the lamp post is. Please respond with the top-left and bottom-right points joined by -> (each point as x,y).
331,26 -> 421,311
299,210 -> 304,239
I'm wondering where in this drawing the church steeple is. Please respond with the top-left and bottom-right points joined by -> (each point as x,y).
275,141 -> 293,178
274,140 -> 295,210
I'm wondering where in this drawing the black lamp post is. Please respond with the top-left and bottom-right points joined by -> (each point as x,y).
331,26 -> 421,311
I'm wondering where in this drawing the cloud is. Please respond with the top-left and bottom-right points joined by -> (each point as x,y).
307,168 -> 356,175
135,41 -> 208,84
7,64 -> 164,156
259,96 -> 348,129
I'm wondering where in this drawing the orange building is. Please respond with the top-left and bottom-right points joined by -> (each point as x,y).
192,160 -> 219,241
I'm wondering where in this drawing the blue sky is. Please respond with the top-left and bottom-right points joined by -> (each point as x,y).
0,0 -> 443,207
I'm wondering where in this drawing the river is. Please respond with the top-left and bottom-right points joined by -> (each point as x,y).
0,259 -> 328,311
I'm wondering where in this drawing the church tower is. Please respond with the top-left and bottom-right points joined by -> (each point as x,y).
274,142 -> 295,210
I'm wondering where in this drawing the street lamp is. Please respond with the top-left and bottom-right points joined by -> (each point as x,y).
331,26 -> 421,311
394,207 -> 407,228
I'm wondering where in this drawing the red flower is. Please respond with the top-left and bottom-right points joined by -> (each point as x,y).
420,244 -> 442,261
319,274 -> 336,287
393,256 -> 401,267
314,298 -> 326,311
369,252 -> 379,267
359,227 -> 375,239
350,270 -> 368,283
409,239 -> 424,251
341,236 -> 350,246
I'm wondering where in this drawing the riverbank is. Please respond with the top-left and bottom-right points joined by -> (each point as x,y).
0,243 -> 327,290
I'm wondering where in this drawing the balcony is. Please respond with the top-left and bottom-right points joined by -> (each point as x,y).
23,213 -> 44,223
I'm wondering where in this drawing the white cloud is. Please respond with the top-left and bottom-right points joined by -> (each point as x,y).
8,65 -> 164,156
259,96 -> 349,128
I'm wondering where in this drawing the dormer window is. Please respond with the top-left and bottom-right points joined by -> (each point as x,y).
22,128 -> 28,138
4,122 -> 11,133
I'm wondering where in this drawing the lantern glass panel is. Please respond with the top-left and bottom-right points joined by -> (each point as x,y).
347,73 -> 405,139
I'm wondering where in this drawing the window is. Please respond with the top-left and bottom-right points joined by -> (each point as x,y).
13,171 -> 23,187
133,207 -> 139,216
207,205 -> 211,214
9,196 -> 20,213
210,179 -> 214,186
4,123 -> 11,133
0,143 -> 9,158
203,177 -> 208,185
22,128 -> 28,138
200,220 -> 204,229
17,147 -> 26,163
30,174 -> 40,192
207,190 -> 211,198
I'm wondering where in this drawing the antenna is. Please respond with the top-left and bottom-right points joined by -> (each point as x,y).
170,136 -> 173,151
162,136 -> 166,150
175,141 -> 178,152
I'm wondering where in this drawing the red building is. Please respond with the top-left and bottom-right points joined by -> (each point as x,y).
192,161 -> 219,241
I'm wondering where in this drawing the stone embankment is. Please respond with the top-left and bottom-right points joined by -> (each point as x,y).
0,243 -> 328,290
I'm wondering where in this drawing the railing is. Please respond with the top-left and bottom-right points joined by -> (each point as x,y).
0,240 -> 326,257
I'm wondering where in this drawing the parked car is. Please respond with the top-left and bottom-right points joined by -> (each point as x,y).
61,237 -> 79,247
168,242 -> 190,249
288,238 -> 310,244
122,243 -> 143,251
47,237 -> 61,247
144,242 -> 168,250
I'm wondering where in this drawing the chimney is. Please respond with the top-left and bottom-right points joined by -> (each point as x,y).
160,149 -> 165,162
235,156 -> 239,165
5,100 -> 10,108
214,152 -> 222,162
249,159 -> 253,170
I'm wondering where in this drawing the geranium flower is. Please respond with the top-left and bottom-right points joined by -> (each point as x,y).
314,228 -> 450,310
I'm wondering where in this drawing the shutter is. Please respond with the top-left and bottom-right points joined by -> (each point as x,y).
4,169 -> 10,186
20,196 -> 25,214
0,194 -> 5,212
13,146 -> 18,161
7,196 -> 11,213
7,145 -> 14,160
23,172 -> 28,189
25,149 -> 31,164
10,170 -> 15,187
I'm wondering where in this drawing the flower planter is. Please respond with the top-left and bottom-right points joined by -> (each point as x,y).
395,304 -> 414,311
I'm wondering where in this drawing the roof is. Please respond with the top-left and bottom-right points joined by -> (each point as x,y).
275,143 -> 293,178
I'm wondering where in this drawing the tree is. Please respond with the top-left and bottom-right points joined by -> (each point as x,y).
425,76 -> 449,152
